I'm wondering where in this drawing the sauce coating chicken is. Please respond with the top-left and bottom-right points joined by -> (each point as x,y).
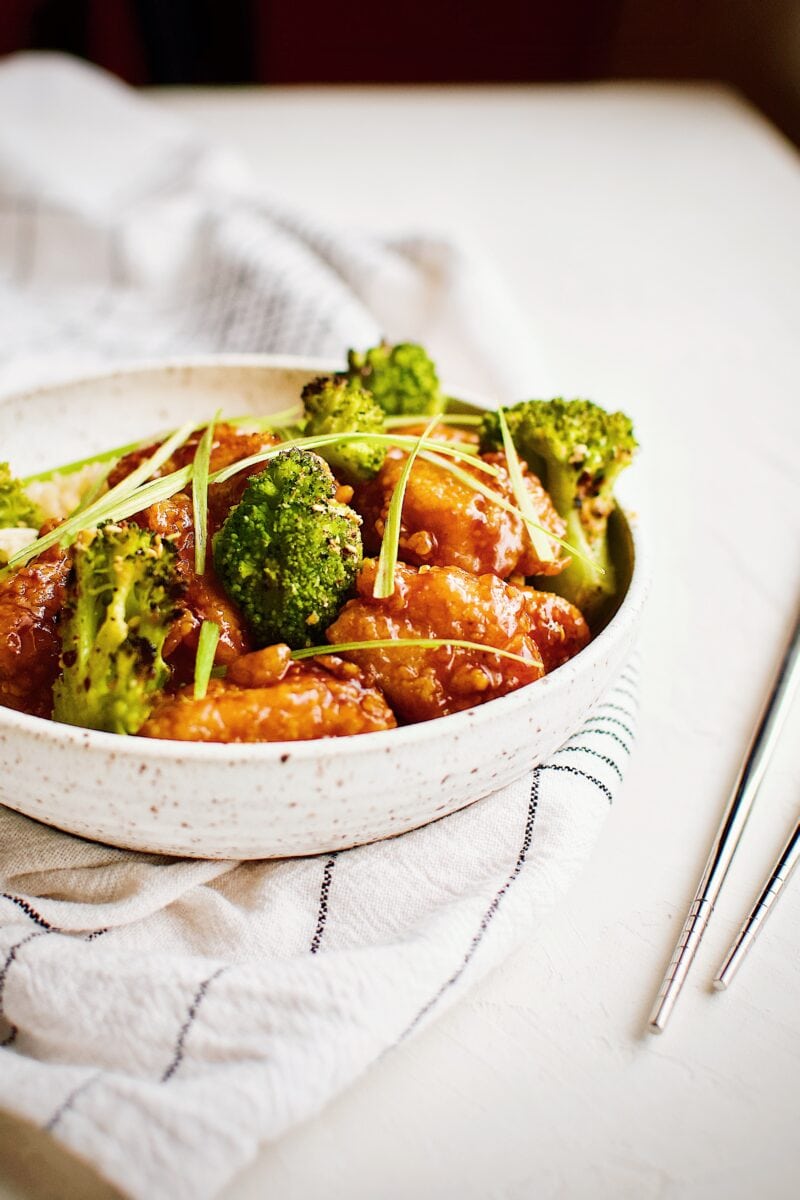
0,546 -> 70,717
134,491 -> 251,676
140,643 -> 397,742
521,588 -> 591,673
353,450 -> 569,579
326,560 -> 544,723
109,421 -> 281,536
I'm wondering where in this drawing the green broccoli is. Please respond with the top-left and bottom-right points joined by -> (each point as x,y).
53,524 -> 181,735
481,398 -> 637,621
301,374 -> 386,481
213,448 -> 362,649
346,341 -> 445,417
0,462 -> 43,530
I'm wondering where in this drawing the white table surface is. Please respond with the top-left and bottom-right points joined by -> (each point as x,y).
2,82 -> 799,1200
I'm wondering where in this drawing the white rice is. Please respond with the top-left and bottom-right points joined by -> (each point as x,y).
0,526 -> 39,565
25,462 -> 109,523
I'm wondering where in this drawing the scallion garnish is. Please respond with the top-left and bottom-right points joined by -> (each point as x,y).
417,449 -> 594,569
208,431 -> 493,485
22,437 -> 150,485
292,638 -> 535,668
227,406 -> 303,431
496,407 -> 554,564
3,432 -> 196,576
68,461 -> 115,518
22,408 -> 301,486
383,413 -> 483,428
372,416 -> 440,599
194,620 -> 220,699
192,410 -> 220,575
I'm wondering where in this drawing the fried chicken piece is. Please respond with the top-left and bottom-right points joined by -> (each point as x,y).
134,492 -> 251,675
108,422 -> 281,534
108,422 -> 279,489
521,588 -> 591,673
0,546 -> 70,717
326,560 -> 544,723
353,450 -> 568,579
139,643 -> 397,742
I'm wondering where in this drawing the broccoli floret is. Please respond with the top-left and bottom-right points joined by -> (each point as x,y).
481,398 -> 637,621
301,375 -> 386,481
346,341 -> 446,417
53,524 -> 181,735
0,462 -> 43,530
213,448 -> 362,649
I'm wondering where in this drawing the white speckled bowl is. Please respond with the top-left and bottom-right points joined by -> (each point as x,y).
0,358 -> 646,858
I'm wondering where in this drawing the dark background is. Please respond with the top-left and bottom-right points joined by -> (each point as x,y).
1,0 -> 798,147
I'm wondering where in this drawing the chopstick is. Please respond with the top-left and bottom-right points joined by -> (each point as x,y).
647,608 -> 800,1034
713,816 -> 800,990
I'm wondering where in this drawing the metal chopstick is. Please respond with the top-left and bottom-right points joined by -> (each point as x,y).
647,609 -> 800,1034
713,816 -> 800,990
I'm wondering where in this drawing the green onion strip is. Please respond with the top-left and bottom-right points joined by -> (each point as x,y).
192,410 -> 220,575
227,406 -> 303,431
6,429 -> 483,574
292,638 -> 534,668
416,450 -> 591,568
496,407 -> 554,564
4,420 -> 592,581
68,461 -> 115,518
194,620 -> 221,699
22,437 -> 150,486
383,413 -> 483,428
22,407 -> 302,486
208,431 -> 493,485
372,416 -> 440,599
4,420 -> 197,573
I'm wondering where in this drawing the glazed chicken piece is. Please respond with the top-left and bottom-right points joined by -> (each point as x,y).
134,492 -> 251,674
521,588 -> 591,673
108,422 -> 281,535
140,643 -> 397,742
354,450 -> 569,579
113,424 -> 286,680
0,545 -> 70,717
108,422 -> 279,488
326,560 -> 544,723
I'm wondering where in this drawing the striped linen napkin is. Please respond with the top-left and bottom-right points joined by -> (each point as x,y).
0,53 -> 639,1200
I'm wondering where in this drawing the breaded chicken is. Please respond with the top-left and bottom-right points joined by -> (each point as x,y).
134,492 -> 251,674
353,449 -> 568,579
113,425 -> 291,680
109,421 -> 281,534
326,560 -> 544,723
0,546 -> 70,717
140,643 -> 396,742
108,421 -> 279,489
521,588 -> 591,673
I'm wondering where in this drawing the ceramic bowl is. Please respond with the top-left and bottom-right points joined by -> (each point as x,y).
0,358 -> 646,858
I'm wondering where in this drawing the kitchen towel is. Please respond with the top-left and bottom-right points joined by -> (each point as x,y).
0,54 -> 639,1200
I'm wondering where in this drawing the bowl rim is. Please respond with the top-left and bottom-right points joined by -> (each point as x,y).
0,354 -> 648,762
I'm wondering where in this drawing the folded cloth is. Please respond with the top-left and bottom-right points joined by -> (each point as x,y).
0,54 -> 639,1200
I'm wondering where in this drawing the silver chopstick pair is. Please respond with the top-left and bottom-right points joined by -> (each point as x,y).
648,609 -> 800,1034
